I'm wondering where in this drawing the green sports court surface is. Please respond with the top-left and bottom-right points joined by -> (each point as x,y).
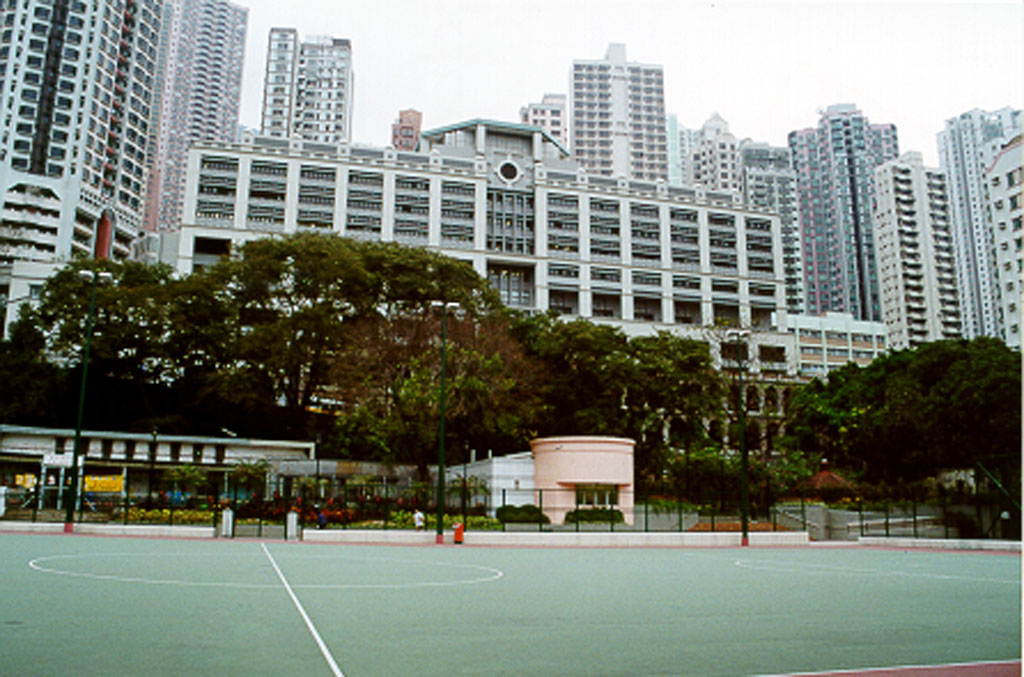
1,532 -> 1019,676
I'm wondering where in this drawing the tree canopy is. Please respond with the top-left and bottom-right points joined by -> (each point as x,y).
4,232 -> 1019,491
783,338 -> 1021,484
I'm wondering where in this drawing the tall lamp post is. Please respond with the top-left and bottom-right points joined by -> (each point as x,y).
432,300 -> 458,544
65,269 -> 112,532
726,328 -> 751,547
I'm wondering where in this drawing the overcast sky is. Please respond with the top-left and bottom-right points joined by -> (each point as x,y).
232,0 -> 1022,166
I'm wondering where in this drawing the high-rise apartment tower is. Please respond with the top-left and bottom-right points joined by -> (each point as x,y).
520,94 -> 567,147
937,107 -> 1022,340
261,29 -> 353,144
873,152 -> 961,349
0,0 -> 162,335
145,0 -> 247,233
789,104 -> 898,321
692,113 -> 741,193
984,135 -> 1022,349
741,141 -> 804,314
570,44 -> 667,181
666,115 -> 699,187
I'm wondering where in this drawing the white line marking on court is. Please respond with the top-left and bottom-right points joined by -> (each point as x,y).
27,552 -> 504,590
261,543 -> 344,677
756,658 -> 1021,676
733,558 -> 1021,585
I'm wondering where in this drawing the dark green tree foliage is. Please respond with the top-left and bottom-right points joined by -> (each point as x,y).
510,314 -> 725,478
0,312 -> 65,425
624,332 -> 725,477
784,338 -> 1021,483
329,246 -> 539,479
16,259 -> 181,430
6,235 -> 519,446
206,233 -> 373,418
510,314 -> 633,437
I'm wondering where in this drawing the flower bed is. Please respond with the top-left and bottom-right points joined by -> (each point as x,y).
689,521 -> 788,532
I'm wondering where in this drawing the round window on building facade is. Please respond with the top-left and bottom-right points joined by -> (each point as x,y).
498,161 -> 519,182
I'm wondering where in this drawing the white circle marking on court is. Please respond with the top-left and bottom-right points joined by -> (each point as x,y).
28,552 -> 504,589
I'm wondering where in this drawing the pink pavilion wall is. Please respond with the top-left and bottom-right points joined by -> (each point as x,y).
530,436 -> 634,525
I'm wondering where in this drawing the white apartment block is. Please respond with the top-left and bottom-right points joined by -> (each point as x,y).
873,152 -> 961,350
570,43 -> 667,182
144,0 -> 247,234
985,136 -> 1022,349
740,141 -> 804,315
666,114 -> 699,188
260,29 -> 353,144
174,119 -> 797,377
692,113 -> 742,194
787,312 -> 888,380
937,107 -> 1022,340
519,94 -> 567,148
0,0 -> 162,336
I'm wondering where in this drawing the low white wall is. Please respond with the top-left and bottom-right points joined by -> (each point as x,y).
301,529 -> 809,547
74,524 -> 216,538
858,536 -> 1021,552
303,529 -> 438,545
0,521 -> 66,533
0,522 -> 216,538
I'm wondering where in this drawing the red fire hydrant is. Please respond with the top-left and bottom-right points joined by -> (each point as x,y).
453,522 -> 464,545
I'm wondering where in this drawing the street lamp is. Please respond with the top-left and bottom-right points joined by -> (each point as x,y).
65,269 -> 112,531
726,328 -> 751,547
432,300 -> 459,544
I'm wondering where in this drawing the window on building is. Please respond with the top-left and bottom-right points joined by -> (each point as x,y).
574,484 -> 619,508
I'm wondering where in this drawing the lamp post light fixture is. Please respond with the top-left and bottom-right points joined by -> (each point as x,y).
725,328 -> 751,547
432,300 -> 459,544
65,269 -> 113,532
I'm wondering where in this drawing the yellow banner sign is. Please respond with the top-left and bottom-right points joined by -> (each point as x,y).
16,474 -> 37,489
84,475 -> 123,493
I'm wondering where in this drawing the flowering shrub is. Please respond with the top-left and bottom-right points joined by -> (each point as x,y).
123,507 -> 216,524
389,510 -> 501,530
688,521 -> 787,532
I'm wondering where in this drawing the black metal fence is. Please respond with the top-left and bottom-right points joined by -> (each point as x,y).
2,477 -> 1018,541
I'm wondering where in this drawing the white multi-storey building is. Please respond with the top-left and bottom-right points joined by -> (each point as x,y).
260,29 -> 353,144
937,107 -> 1022,340
0,0 -> 162,336
741,141 -> 804,315
174,119 -> 796,375
666,115 -> 699,188
873,152 -> 961,350
144,0 -> 247,234
985,136 -> 1022,349
692,113 -> 742,194
786,312 -> 888,380
570,44 -> 667,182
519,94 -> 567,148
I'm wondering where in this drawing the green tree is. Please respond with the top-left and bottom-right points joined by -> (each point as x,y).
231,459 -> 269,499
330,270 -> 538,479
783,338 -> 1021,484
12,259 -> 182,431
0,309 -> 66,425
510,313 -> 634,437
624,331 -> 725,478
205,233 -> 374,425
164,464 -> 208,505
